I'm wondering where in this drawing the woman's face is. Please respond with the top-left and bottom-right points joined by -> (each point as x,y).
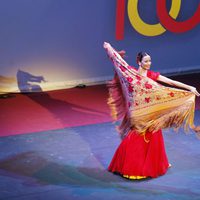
140,55 -> 151,70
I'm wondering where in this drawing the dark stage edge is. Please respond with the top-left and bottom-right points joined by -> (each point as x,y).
0,110 -> 200,200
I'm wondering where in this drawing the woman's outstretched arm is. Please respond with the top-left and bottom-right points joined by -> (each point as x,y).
157,75 -> 200,96
103,42 -> 129,68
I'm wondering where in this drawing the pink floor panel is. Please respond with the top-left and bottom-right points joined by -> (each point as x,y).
0,85 -> 112,137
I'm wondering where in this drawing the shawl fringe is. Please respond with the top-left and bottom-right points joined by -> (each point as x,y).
107,73 -> 131,138
130,100 -> 195,134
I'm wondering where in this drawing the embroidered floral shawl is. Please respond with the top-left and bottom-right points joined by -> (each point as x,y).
104,43 -> 196,139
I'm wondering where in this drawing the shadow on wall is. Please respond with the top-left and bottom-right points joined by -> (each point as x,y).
17,70 -> 46,93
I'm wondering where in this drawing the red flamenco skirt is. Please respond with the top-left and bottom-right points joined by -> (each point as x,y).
108,129 -> 169,179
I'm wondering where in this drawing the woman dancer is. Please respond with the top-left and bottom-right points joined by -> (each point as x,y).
104,42 -> 199,179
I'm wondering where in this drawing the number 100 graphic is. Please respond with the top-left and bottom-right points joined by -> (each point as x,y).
116,0 -> 200,40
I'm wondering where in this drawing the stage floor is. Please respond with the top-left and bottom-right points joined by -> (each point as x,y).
0,118 -> 200,200
0,73 -> 200,199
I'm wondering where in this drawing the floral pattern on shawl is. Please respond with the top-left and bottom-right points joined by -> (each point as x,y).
104,43 -> 195,139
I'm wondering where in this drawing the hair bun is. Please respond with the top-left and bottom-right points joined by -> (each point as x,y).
136,52 -> 148,64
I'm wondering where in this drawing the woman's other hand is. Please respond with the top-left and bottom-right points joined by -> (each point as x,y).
189,86 -> 200,96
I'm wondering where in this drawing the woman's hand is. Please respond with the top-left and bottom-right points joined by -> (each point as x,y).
103,42 -> 111,49
189,86 -> 200,96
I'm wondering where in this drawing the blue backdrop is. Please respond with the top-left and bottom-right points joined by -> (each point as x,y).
0,0 -> 199,92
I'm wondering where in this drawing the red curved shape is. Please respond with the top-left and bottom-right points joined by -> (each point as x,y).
157,0 -> 200,33
116,0 -> 125,40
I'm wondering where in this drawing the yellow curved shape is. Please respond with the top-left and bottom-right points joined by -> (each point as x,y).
128,0 -> 181,36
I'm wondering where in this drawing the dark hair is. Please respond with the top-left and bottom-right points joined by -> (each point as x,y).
136,52 -> 149,64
